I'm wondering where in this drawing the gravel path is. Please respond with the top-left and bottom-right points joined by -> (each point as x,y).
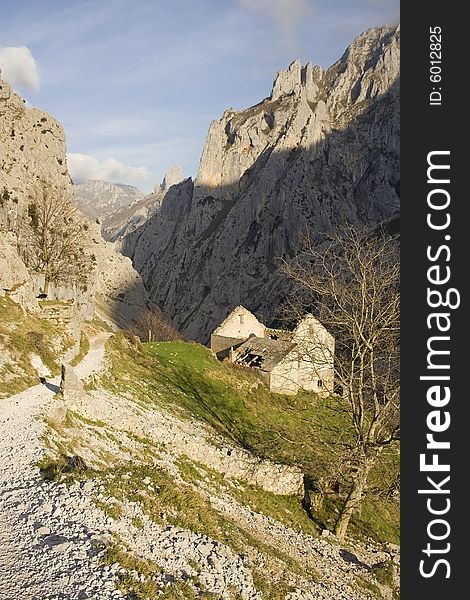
73,333 -> 110,380
0,334 -> 118,600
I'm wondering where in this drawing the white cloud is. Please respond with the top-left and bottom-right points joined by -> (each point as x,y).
0,46 -> 40,91
67,153 -> 151,183
238,0 -> 312,49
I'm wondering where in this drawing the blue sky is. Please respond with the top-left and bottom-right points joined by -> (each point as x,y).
0,0 -> 399,192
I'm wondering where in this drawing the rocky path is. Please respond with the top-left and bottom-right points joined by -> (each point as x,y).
0,331 -> 393,600
0,334 -> 118,600
0,331 -> 262,600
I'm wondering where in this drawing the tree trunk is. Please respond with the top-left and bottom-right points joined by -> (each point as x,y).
333,452 -> 377,540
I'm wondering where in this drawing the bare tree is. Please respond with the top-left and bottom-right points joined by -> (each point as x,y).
19,180 -> 94,294
134,308 -> 182,342
283,226 -> 400,540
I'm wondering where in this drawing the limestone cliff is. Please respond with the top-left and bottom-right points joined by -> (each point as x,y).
0,77 -> 153,330
124,25 -> 400,342
0,78 -> 69,234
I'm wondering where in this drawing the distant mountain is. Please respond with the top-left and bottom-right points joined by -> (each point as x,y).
73,179 -> 144,222
122,24 -> 400,343
102,166 -> 185,242
74,166 -> 184,242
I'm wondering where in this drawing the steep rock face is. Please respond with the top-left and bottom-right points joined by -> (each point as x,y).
0,78 -> 69,233
0,231 -> 37,311
124,25 -> 400,342
0,77 -> 153,330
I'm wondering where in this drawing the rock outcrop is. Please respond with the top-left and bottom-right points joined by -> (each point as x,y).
123,25 -> 400,342
0,231 -> 37,310
59,363 -> 85,403
160,164 -> 184,191
0,76 -> 154,331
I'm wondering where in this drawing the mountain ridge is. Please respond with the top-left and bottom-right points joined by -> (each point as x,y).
74,165 -> 185,241
123,24 -> 400,343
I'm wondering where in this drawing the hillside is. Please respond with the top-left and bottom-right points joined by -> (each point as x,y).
122,25 -> 400,343
1,20 -> 399,600
73,179 -> 145,224
0,75 -> 156,337
1,331 -> 399,599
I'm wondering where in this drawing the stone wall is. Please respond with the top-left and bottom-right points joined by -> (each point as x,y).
269,353 -> 301,395
293,315 -> 335,396
38,300 -> 81,361
78,390 -> 303,496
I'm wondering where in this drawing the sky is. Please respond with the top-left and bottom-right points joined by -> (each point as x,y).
0,0 -> 399,192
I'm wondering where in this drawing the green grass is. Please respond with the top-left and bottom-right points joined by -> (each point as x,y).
101,542 -> 162,599
0,297 -> 73,397
98,463 -> 240,536
351,496 -> 400,546
105,336 -> 352,470
70,331 -> 90,366
94,497 -> 123,520
355,574 -> 383,599
176,455 -> 320,536
91,314 -> 115,333
90,461 -> 318,589
101,334 -> 399,545
38,299 -> 69,307
131,516 -> 144,529
252,572 -> 297,600
37,452 -> 88,481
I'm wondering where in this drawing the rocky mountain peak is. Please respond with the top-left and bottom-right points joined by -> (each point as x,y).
271,59 -> 323,101
94,165 -> 187,242
271,59 -> 302,99
159,165 -> 184,192
193,24 -> 398,207
123,24 -> 400,343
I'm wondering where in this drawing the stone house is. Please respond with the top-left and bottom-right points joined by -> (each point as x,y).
210,306 -> 334,396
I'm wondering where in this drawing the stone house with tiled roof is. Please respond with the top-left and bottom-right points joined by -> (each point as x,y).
210,306 -> 334,396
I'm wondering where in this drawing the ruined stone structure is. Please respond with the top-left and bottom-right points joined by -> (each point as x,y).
211,306 -> 334,396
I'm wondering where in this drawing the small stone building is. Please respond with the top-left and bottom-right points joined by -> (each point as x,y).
210,306 -> 334,396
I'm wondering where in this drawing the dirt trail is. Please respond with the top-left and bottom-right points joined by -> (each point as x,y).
0,333 -> 117,600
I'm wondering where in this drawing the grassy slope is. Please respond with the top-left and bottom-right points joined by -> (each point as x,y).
0,297 -> 74,397
40,411 -> 318,599
103,334 -> 399,545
